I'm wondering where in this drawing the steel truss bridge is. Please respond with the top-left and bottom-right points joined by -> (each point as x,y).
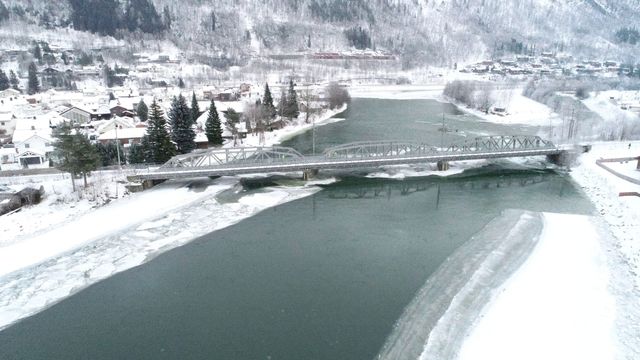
131,135 -> 564,181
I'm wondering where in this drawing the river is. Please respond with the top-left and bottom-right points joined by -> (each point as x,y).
0,99 -> 593,360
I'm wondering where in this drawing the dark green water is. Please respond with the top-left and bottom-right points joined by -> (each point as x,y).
0,99 -> 592,360
282,99 -> 544,154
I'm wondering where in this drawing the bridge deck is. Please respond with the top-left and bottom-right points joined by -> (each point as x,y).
131,147 -> 563,181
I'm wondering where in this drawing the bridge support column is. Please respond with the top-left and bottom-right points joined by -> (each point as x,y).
303,169 -> 319,181
637,157 -> 640,170
437,161 -> 450,171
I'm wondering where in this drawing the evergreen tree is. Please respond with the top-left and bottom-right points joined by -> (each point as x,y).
33,42 -> 42,63
178,77 -> 185,88
137,99 -> 148,121
9,70 -> 19,91
262,83 -> 277,119
285,79 -> 299,119
205,99 -> 223,145
145,99 -> 175,164
61,53 -> 69,65
124,0 -> 165,33
103,65 -> 116,88
69,0 -> 121,36
0,69 -> 9,91
52,122 -> 100,190
0,1 -> 9,23
163,5 -> 172,29
277,87 -> 288,119
94,141 -> 125,166
128,142 -> 146,164
224,108 -> 241,145
169,94 -> 196,154
190,92 -> 200,125
27,62 -> 40,95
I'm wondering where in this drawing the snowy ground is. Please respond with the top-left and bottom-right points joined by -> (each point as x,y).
231,105 -> 348,148
570,141 -> 640,288
457,213 -> 629,360
448,88 -> 562,127
449,142 -> 640,360
582,91 -> 640,124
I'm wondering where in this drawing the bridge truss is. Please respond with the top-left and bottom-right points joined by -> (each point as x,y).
132,135 -> 562,181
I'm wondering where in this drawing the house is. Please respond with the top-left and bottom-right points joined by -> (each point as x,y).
110,105 -> 135,117
0,89 -> 21,99
216,89 -> 239,101
61,106 -> 92,123
97,126 -> 146,146
90,105 -> 112,121
194,132 -> 210,149
14,135 -> 53,169
96,117 -> 135,135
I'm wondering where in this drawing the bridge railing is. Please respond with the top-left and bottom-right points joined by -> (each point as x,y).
151,135 -> 558,172
445,135 -> 555,153
322,136 -> 556,160
323,141 -> 439,159
160,146 -> 306,169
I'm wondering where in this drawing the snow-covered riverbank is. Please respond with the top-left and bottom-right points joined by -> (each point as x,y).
452,142 -> 640,360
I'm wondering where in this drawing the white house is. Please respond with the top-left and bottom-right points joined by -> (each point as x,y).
15,135 -> 53,168
95,116 -> 136,135
0,89 -> 21,100
9,112 -> 63,169
98,126 -> 147,147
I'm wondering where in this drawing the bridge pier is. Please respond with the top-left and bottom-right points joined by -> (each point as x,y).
437,161 -> 450,171
303,169 -> 319,181
142,179 -> 166,190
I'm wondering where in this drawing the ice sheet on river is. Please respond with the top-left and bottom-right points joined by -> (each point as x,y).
0,181 -> 318,330
376,209 -> 544,360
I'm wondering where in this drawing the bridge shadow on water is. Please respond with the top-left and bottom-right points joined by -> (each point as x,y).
237,164 -> 573,202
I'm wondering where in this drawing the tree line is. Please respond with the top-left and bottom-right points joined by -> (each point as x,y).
68,0 -> 169,36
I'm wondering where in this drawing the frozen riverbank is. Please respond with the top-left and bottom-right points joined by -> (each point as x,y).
457,213 -> 626,360
377,210 -> 544,360
0,179 -> 320,330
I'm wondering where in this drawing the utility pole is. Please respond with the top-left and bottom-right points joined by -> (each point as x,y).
312,115 -> 316,156
115,125 -> 121,199
440,112 -> 445,150
115,125 -> 122,170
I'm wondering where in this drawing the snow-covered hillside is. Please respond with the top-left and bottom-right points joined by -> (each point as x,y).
1,0 -> 640,67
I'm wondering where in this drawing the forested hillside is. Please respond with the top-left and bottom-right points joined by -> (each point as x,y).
1,0 -> 640,67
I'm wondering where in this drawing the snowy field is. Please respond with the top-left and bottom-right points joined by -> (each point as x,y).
457,88 -> 563,127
